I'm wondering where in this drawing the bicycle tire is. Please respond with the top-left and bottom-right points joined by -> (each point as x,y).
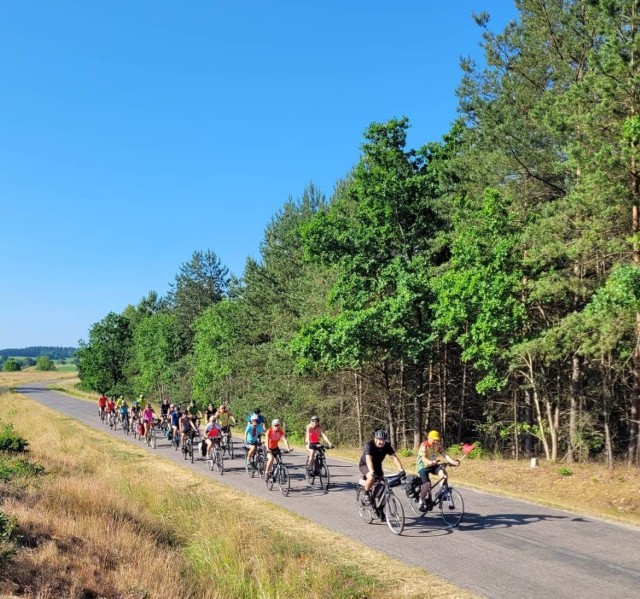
439,487 -> 464,528
278,465 -> 290,496
318,462 -> 330,491
189,439 -> 194,463
215,449 -> 224,475
151,432 -> 156,449
384,494 -> 405,535
256,456 -> 265,479
228,438 -> 234,460
183,439 -> 191,460
356,487 -> 374,524
123,420 -> 129,436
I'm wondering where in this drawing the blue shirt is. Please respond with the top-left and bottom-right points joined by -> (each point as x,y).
245,423 -> 265,443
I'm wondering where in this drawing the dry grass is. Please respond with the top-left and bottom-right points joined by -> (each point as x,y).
0,388 -> 476,599
0,370 -> 77,392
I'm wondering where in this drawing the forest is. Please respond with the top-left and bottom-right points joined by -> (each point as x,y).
77,1 -> 640,466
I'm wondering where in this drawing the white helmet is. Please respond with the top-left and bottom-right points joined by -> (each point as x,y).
272,419 -> 280,426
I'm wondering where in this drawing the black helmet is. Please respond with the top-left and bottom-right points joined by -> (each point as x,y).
254,408 -> 261,414
374,429 -> 388,441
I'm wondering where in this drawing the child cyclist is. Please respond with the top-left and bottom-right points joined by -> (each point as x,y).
244,414 -> 265,466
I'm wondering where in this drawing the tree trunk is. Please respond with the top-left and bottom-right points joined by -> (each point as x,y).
568,354 -> 581,464
414,365 -> 424,451
355,370 -> 363,448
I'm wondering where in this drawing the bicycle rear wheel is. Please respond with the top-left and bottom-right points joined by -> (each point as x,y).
151,431 -> 157,449
278,465 -> 290,496
256,456 -> 265,479
439,487 -> 464,528
384,495 -> 405,535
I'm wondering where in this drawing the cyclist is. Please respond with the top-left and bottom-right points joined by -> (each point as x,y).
119,399 -> 130,430
416,430 -> 459,511
246,407 -> 266,427
98,393 -> 107,418
131,400 -> 142,437
170,405 -> 182,443
215,403 -> 236,432
160,398 -> 170,420
205,403 -> 216,422
305,415 -> 333,475
264,419 -> 292,481
244,413 -> 265,466
204,415 -> 222,457
358,429 -> 405,505
142,403 -> 156,440
179,408 -> 198,451
106,396 -> 116,426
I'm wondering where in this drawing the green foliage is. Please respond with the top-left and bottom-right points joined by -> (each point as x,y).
2,359 -> 21,372
448,442 -> 485,459
0,423 -> 29,453
0,511 -> 16,564
35,355 -> 56,371
0,457 -> 44,481
557,467 -> 573,477
76,312 -> 133,396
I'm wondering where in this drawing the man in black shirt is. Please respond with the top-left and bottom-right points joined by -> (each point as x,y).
359,429 -> 405,501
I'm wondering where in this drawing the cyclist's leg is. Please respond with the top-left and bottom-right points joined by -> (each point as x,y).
265,450 -> 274,478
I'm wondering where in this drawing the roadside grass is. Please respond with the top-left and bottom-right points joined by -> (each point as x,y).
14,371 -> 640,528
0,388 -> 475,599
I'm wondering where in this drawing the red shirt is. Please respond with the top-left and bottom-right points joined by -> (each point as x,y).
106,400 -> 116,412
98,395 -> 107,407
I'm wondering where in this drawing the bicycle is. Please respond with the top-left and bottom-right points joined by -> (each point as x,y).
245,443 -> 266,478
99,407 -> 106,423
264,450 -> 291,496
305,444 -> 331,491
406,463 -> 464,528
220,426 -> 234,459
131,415 -> 140,440
107,411 -> 116,430
182,430 -> 198,463
144,421 -> 157,449
121,414 -> 130,436
356,472 -> 405,535
207,442 -> 224,475
171,429 -> 181,451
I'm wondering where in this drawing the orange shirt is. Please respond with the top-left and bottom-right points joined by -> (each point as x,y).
267,427 -> 286,450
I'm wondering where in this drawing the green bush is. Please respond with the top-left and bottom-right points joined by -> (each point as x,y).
557,467 -> 573,477
2,359 -> 21,372
0,511 -> 16,564
448,442 -> 485,459
397,447 -> 415,458
0,424 -> 29,453
0,457 -> 44,482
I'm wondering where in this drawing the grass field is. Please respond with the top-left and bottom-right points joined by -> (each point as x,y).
0,373 -> 476,599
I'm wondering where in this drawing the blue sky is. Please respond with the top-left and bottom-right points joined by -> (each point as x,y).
0,1 -> 518,348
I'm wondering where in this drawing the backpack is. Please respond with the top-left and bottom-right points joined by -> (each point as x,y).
405,475 -> 421,499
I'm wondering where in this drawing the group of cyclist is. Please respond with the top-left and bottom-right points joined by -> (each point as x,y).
98,394 -> 459,506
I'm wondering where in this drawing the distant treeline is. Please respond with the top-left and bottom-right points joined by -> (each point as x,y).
0,347 -> 76,360
77,2 -> 640,467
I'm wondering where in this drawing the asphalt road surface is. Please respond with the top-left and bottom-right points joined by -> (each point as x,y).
16,383 -> 640,599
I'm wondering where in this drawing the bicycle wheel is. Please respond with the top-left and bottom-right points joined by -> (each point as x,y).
124,420 -> 129,436
384,495 -> 405,535
256,456 -> 265,479
278,465 -> 290,497
151,431 -> 157,449
356,487 -> 374,524
183,439 -> 191,460
189,439 -> 194,463
228,437 -> 234,460
318,462 -> 330,491
215,449 -> 224,475
305,458 -> 314,485
439,487 -> 464,528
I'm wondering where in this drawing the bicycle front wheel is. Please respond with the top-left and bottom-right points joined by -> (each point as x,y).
256,456 -> 265,479
278,465 -> 290,497
151,432 -> 156,449
318,462 -> 330,492
384,495 -> 405,535
439,487 -> 464,528
215,450 -> 224,475
356,487 -> 374,524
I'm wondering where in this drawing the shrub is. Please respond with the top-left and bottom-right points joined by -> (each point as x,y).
449,442 -> 486,459
0,457 -> 44,482
0,511 -> 16,564
558,467 -> 573,477
2,359 -> 21,372
397,447 -> 415,458
0,423 -> 29,453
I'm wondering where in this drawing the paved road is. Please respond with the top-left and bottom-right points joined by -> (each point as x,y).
17,383 -> 640,599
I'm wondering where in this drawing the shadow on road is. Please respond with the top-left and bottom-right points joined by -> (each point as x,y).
456,512 -> 569,532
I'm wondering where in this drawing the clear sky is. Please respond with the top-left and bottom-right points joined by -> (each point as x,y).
0,1 -> 518,349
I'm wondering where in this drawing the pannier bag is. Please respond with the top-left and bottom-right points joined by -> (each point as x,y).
138,423 -> 145,436
405,475 -> 421,499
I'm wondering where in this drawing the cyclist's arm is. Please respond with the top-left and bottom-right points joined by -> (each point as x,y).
321,432 -> 332,445
391,453 -> 404,473
365,454 -> 375,476
282,433 -> 292,452
443,451 -> 460,467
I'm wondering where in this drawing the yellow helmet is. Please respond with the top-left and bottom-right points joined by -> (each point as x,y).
427,430 -> 441,442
